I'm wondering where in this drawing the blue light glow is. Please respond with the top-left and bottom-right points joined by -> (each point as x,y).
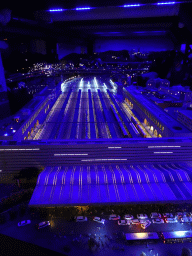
174,231 -> 186,237
49,9 -> 65,12
4,133 -> 8,136
76,7 -> 91,10
181,44 -> 186,52
157,2 -> 175,5
123,4 -> 141,7
133,31 -> 166,33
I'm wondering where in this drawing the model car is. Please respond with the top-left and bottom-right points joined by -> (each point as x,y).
118,220 -> 130,225
176,212 -> 183,218
37,221 -> 50,229
162,213 -> 174,218
165,218 -> 178,223
180,217 -> 192,223
124,214 -> 134,220
75,216 -> 88,222
152,218 -> 164,224
109,214 -> 120,220
93,216 -> 105,224
150,212 -> 161,218
18,220 -> 31,227
141,220 -> 151,229
137,214 -> 148,219
131,219 -> 140,224
139,219 -> 149,224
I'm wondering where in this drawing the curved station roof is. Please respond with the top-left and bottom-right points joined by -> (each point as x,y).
29,162 -> 192,207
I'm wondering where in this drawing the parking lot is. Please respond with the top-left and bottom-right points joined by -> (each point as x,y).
1,205 -> 192,256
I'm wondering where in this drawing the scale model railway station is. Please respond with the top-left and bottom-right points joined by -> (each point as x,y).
0,77 -> 192,207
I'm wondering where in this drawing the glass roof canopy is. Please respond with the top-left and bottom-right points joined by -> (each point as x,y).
29,162 -> 192,207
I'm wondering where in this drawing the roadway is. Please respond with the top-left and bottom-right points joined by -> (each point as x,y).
1,204 -> 192,256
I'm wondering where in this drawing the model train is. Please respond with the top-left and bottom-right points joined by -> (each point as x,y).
111,105 -> 130,138
131,116 -> 147,138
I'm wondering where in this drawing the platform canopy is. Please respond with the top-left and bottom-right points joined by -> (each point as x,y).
29,162 -> 192,207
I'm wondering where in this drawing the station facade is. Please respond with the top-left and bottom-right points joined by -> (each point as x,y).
124,86 -> 192,138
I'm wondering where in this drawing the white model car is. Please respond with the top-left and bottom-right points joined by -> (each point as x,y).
137,214 -> 148,219
124,214 -> 134,220
131,219 -> 140,225
93,217 -> 105,224
37,221 -> 50,229
176,212 -> 183,218
141,220 -> 151,229
109,214 -> 120,220
152,218 -> 164,224
165,218 -> 178,223
180,217 -> 192,223
180,217 -> 188,223
75,216 -> 88,222
162,213 -> 174,218
18,220 -> 31,227
118,220 -> 131,225
150,212 -> 161,219
139,219 -> 149,224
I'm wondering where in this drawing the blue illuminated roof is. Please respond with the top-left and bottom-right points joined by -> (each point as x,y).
29,162 -> 192,207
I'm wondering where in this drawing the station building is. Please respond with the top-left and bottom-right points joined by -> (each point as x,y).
0,40 -> 10,120
140,87 -> 184,110
124,86 -> 192,138
0,81 -> 62,141
177,110 -> 192,132
146,79 -> 192,106
146,78 -> 170,88
159,84 -> 192,102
